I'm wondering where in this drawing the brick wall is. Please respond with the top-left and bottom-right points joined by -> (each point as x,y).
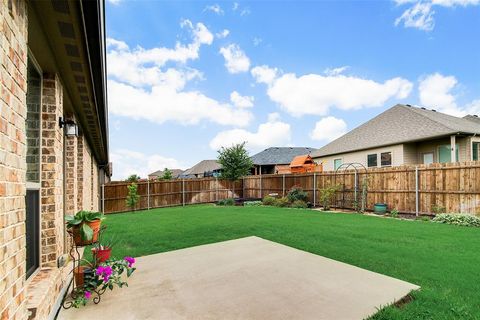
65,133 -> 77,215
0,0 -> 28,319
40,73 -> 64,268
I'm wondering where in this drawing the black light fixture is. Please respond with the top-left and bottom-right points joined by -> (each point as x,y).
59,117 -> 78,136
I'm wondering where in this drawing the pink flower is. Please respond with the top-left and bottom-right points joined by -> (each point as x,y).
84,291 -> 91,299
96,265 -> 113,283
124,256 -> 135,268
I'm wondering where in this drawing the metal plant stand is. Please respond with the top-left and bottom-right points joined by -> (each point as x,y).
61,226 -> 107,309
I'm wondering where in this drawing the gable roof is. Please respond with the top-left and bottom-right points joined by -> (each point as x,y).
290,155 -> 314,167
464,114 -> 480,125
251,147 -> 317,165
148,169 -> 184,178
312,104 -> 480,158
182,160 -> 221,176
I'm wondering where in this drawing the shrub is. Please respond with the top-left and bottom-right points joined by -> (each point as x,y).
432,213 -> 480,227
287,187 -> 308,203
262,195 -> 276,206
273,197 -> 290,208
244,201 -> 262,207
125,183 -> 140,211
217,198 -> 235,206
291,200 -> 308,209
390,208 -> 399,218
319,185 -> 340,210
126,174 -> 140,183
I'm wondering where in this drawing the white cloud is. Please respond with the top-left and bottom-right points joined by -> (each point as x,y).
107,20 -> 213,89
240,8 -> 251,16
107,21 -> 254,127
110,149 -> 185,180
209,113 -> 291,152
216,29 -> 230,39
432,0 -> 480,6
265,73 -> 412,116
395,0 -> 480,31
251,65 -> 278,85
418,73 -> 480,116
219,44 -> 251,73
233,2 -> 239,10
108,80 -> 253,126
310,117 -> 347,142
324,66 -> 349,76
253,37 -> 262,46
419,73 -> 459,114
465,100 -> 480,115
395,2 -> 435,31
107,0 -> 121,4
230,91 -> 254,108
204,4 -> 224,15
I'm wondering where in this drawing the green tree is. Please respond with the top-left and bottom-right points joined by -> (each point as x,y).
125,183 -> 140,211
162,168 -> 173,180
217,142 -> 253,181
126,174 -> 140,183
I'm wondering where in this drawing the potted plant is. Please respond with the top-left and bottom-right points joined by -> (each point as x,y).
91,239 -> 114,264
66,211 -> 105,246
73,265 -> 94,287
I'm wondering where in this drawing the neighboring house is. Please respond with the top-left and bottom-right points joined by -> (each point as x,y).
148,169 -> 184,180
250,147 -> 317,175
311,104 -> 480,171
1,1 -> 109,320
181,160 -> 222,178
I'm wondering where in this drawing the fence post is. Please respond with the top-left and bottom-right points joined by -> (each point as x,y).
216,177 -> 219,202
260,174 -> 263,199
242,177 -> 245,199
182,179 -> 185,206
313,172 -> 316,207
147,179 -> 150,210
101,184 -> 105,214
282,174 -> 285,197
415,166 -> 419,217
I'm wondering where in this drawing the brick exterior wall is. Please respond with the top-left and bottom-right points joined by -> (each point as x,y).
1,1 -> 106,319
40,73 -> 64,268
0,0 -> 29,319
65,132 -> 77,215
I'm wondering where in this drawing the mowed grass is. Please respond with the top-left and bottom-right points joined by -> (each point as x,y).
100,205 -> 480,319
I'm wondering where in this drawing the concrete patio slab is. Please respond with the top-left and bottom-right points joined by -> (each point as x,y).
58,236 -> 419,320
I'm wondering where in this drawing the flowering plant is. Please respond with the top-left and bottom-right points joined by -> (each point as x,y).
95,257 -> 136,291
69,257 -> 136,308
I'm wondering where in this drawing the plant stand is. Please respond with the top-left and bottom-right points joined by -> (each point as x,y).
61,226 -> 107,309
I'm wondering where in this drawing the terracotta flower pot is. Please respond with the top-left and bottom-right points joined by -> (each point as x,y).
92,247 -> 112,263
74,266 -> 92,288
72,220 -> 102,246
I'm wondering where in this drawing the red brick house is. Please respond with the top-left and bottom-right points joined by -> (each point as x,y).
1,1 -> 110,319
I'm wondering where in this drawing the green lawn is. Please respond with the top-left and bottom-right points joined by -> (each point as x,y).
99,205 -> 480,319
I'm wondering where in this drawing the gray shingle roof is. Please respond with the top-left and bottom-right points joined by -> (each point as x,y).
311,104 -> 480,158
250,147 -> 317,165
464,114 -> 480,125
148,169 -> 184,178
181,160 -> 221,176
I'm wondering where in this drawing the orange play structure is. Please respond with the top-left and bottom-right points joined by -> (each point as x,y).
289,155 -> 323,174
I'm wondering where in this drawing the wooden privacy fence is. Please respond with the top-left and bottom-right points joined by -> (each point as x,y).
102,161 -> 480,215
102,178 -> 242,214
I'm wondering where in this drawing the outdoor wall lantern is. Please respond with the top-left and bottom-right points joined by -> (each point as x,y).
59,117 -> 79,136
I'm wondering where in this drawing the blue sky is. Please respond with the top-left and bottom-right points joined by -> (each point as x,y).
105,0 -> 480,180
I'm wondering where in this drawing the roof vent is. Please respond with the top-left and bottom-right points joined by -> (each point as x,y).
421,107 -> 426,110
474,115 -> 479,118
432,109 -> 436,112
406,104 -> 412,107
